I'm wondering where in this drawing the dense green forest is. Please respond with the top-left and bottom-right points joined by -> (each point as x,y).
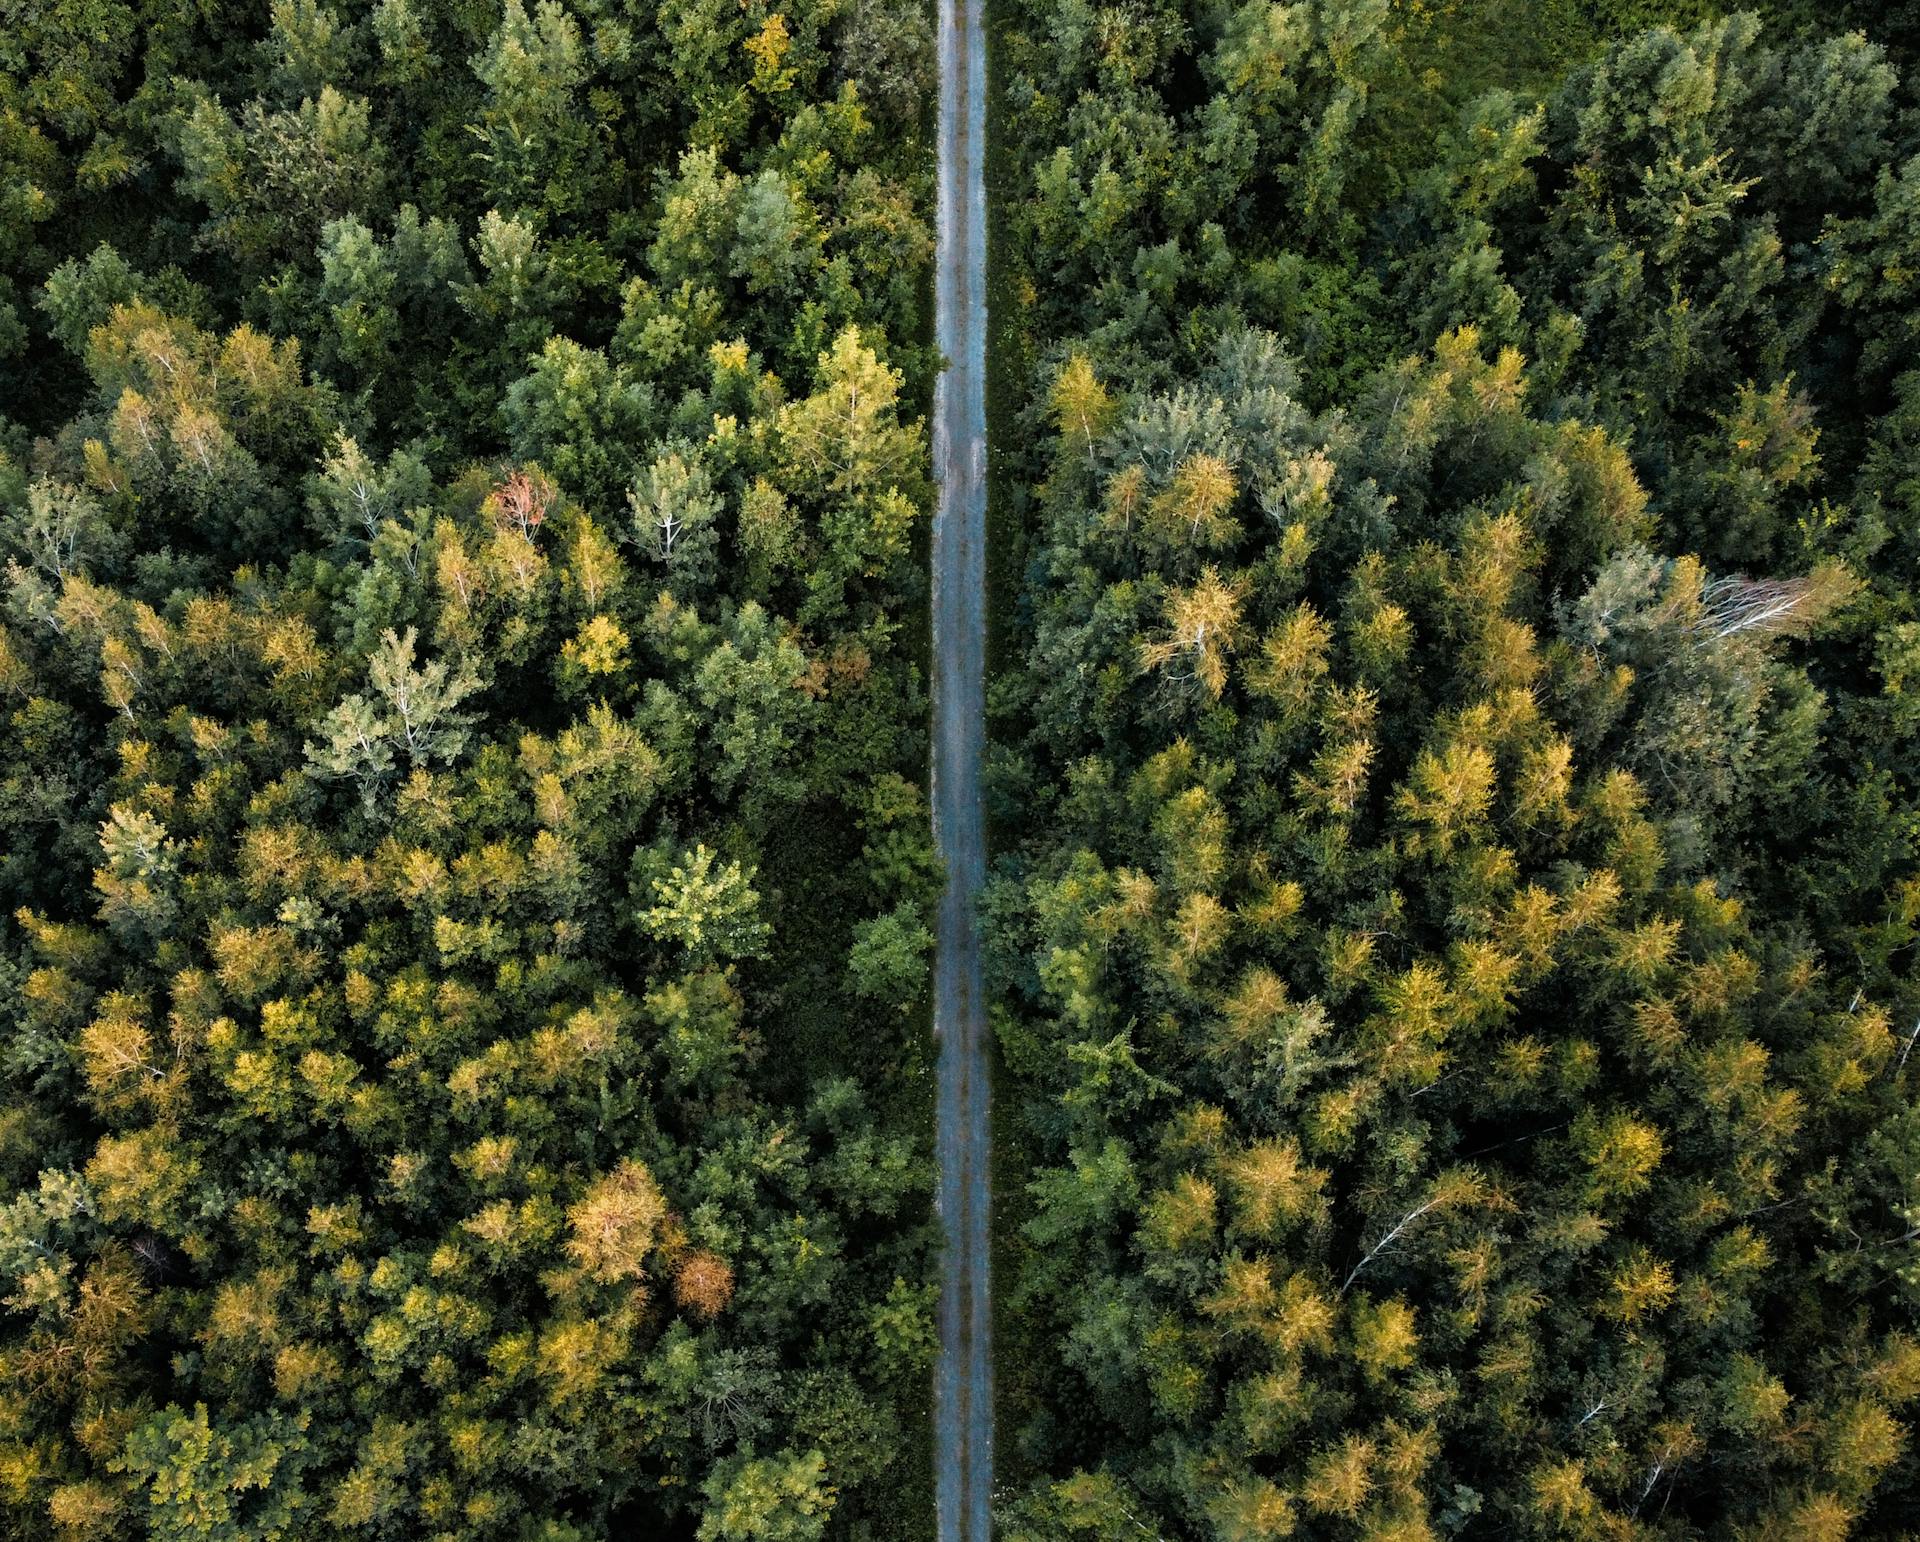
0,0 -> 942,1536
8,0 -> 1920,1536
984,1 -> 1920,1538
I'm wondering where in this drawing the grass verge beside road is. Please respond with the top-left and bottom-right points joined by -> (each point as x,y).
979,0 -> 1048,1501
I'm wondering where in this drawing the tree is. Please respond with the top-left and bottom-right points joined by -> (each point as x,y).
836,0 -> 932,125
698,1450 -> 836,1542
690,602 -> 819,807
845,903 -> 932,1008
172,87 -> 388,268
506,337 -> 656,511
306,433 -> 431,550
732,171 -> 815,298
565,1159 -> 667,1286
629,441 -> 722,593
116,1405 -> 315,1541
1051,352 -> 1116,466
639,844 -> 772,966
1138,567 -> 1245,698
306,627 -> 479,805
777,327 -> 922,502
468,0 -> 595,214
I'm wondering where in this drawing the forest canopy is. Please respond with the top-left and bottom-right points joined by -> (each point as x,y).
0,0 -> 941,1536
984,1 -> 1920,1538
8,0 -> 1920,1537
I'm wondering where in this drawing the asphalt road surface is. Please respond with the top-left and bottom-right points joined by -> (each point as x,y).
930,0 -> 991,1526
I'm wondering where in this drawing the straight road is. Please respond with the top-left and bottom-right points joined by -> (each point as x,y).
930,0 -> 991,1527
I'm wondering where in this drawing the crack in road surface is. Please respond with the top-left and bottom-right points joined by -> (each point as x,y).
932,0 -> 990,1527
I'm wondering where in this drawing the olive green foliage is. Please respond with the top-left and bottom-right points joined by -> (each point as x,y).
989,1 -> 1920,1537
0,0 -> 940,1536
14,0 -> 1920,1533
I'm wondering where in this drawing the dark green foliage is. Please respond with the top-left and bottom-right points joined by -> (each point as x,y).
0,0 -> 939,1536
14,0 -> 1920,1532
987,1 -> 1920,1537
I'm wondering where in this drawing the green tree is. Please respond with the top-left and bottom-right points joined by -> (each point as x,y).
640,843 -> 773,966
468,0 -> 596,215
116,1406 -> 315,1541
698,1449 -> 836,1542
845,902 -> 932,1007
